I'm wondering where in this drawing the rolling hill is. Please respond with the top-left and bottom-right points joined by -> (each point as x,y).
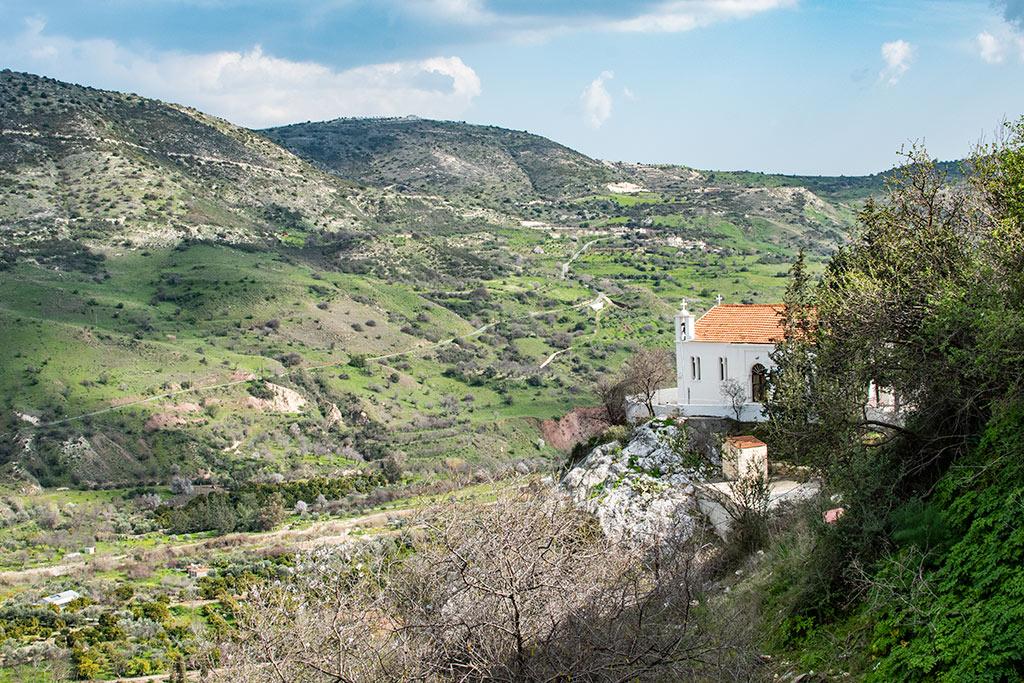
262,116 -> 618,200
0,69 -> 883,491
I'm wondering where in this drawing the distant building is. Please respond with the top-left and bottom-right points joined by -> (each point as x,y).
83,546 -> 95,555
39,590 -> 81,610
185,564 -> 210,579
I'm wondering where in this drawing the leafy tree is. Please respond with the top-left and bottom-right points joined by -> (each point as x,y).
761,119 -> 1024,650
72,642 -> 100,680
379,455 -> 402,484
256,493 -> 285,531
767,129 -> 1024,488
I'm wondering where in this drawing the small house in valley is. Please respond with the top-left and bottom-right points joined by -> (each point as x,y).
39,590 -> 81,610
186,563 -> 210,579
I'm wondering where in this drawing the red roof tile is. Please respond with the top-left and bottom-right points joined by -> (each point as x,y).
726,435 -> 767,449
693,304 -> 785,344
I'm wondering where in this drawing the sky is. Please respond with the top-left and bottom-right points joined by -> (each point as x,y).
2,0 -> 1024,175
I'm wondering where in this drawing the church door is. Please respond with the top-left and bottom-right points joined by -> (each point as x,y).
751,363 -> 767,403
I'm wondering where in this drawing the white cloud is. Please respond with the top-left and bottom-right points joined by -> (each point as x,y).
399,0 -> 497,26
974,28 -> 1024,64
392,0 -> 795,39
581,71 -> 614,129
978,31 -> 1005,63
606,0 -> 797,33
879,40 -> 914,86
622,87 -> 636,100
1,18 -> 481,127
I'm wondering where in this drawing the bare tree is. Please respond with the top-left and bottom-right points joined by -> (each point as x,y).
623,347 -> 674,418
720,379 -> 747,422
217,484 -> 760,682
595,375 -> 629,425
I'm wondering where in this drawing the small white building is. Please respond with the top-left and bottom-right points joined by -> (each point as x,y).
39,590 -> 81,610
722,435 -> 769,480
674,302 -> 783,421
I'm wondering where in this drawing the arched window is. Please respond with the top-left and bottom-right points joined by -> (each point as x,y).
751,363 -> 768,403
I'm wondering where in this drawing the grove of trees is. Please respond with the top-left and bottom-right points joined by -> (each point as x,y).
763,119 -> 1024,679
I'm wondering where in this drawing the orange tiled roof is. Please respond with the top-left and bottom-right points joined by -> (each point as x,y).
726,435 -> 766,449
693,304 -> 785,344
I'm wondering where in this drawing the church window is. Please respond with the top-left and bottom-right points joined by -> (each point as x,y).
719,357 -> 728,380
690,356 -> 701,380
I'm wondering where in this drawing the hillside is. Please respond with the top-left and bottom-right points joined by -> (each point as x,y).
1,70 -> 365,251
0,68 -> 1012,683
262,116 -> 617,200
0,69 -> 860,495
264,117 -> 870,257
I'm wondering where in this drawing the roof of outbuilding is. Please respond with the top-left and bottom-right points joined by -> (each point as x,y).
42,590 -> 81,604
725,435 -> 767,449
693,304 -> 785,344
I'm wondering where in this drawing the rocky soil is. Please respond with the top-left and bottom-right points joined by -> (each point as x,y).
540,406 -> 610,450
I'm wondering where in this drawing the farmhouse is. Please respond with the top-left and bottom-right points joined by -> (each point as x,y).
185,563 -> 210,579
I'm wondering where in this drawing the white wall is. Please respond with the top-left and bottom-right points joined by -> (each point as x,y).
675,339 -> 776,419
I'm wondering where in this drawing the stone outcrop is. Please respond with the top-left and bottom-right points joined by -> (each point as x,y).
242,382 -> 308,413
560,419 -> 706,544
145,413 -> 187,431
325,402 -> 344,428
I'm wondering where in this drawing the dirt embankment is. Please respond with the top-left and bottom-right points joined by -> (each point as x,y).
241,382 -> 307,413
541,406 -> 610,450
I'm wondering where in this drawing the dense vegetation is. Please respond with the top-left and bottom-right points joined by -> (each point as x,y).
759,121 -> 1024,679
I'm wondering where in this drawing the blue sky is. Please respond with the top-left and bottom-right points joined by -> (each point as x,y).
2,0 -> 1023,174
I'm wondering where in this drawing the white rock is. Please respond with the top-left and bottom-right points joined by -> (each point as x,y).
559,419 -> 708,545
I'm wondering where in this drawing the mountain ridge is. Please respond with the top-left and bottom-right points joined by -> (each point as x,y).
261,115 -> 619,200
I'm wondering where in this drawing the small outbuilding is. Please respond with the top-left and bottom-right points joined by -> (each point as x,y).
722,435 -> 768,480
39,590 -> 82,610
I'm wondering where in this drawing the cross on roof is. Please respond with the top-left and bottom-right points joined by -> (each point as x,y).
715,294 -> 724,306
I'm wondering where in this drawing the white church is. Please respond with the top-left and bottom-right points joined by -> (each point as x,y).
637,300 -> 895,422
669,301 -> 782,421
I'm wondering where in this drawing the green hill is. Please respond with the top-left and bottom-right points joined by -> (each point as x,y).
0,69 -> 863,491
262,116 -> 618,200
